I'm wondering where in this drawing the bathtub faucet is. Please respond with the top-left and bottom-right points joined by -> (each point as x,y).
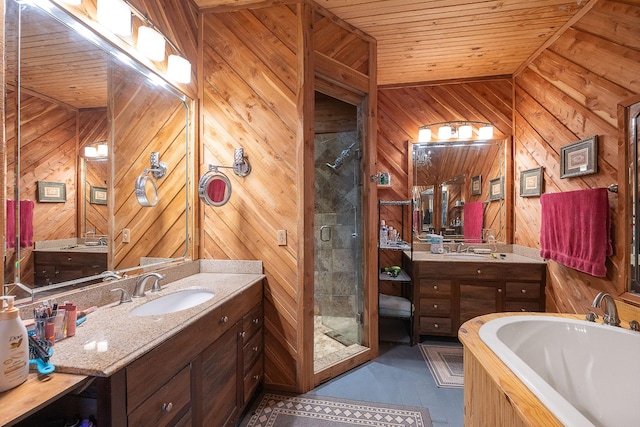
591,292 -> 620,327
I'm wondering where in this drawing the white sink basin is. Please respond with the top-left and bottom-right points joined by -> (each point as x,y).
130,289 -> 215,317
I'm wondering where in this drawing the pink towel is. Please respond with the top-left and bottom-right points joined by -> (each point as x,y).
207,179 -> 227,203
463,202 -> 483,243
540,188 -> 612,277
19,200 -> 34,248
6,199 -> 15,249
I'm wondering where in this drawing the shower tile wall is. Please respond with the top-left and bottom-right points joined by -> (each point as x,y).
314,131 -> 360,318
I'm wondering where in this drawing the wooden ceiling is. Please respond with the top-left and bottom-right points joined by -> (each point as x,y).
194,0 -> 591,86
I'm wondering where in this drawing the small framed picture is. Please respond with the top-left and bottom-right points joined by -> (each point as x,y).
470,175 -> 482,196
520,167 -> 544,197
560,136 -> 598,179
489,177 -> 504,201
37,181 -> 66,203
90,186 -> 108,205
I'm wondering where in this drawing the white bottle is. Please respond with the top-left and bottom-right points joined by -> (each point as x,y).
0,296 -> 29,392
380,220 -> 388,246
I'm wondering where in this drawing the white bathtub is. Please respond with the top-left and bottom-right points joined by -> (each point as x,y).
479,315 -> 640,427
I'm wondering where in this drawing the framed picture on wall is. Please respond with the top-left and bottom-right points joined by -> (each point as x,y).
560,135 -> 598,178
489,177 -> 504,201
520,167 -> 544,197
90,186 -> 108,205
37,181 -> 66,203
470,175 -> 482,196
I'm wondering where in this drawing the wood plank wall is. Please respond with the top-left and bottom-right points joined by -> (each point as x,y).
513,0 -> 640,314
4,91 -> 78,286
200,1 -> 374,392
377,80 -> 513,268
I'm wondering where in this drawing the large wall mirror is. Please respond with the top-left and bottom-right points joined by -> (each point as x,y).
412,140 -> 507,243
4,0 -> 191,304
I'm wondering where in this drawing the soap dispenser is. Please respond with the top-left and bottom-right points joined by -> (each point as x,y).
0,296 -> 29,392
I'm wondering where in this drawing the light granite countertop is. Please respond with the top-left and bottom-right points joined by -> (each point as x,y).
47,261 -> 264,377
408,250 -> 545,264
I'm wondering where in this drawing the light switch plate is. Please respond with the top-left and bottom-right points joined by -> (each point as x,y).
277,230 -> 287,246
123,228 -> 131,243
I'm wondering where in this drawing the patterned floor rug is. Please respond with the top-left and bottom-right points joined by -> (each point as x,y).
419,344 -> 464,388
240,393 -> 433,427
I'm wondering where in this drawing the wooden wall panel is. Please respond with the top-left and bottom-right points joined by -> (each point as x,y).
4,92 -> 78,286
513,0 -> 640,314
377,80 -> 513,252
79,109 -> 108,236
201,5 -> 300,392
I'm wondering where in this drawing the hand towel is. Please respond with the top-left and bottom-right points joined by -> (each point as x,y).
19,200 -> 34,248
463,201 -> 483,243
6,199 -> 15,249
540,188 -> 612,277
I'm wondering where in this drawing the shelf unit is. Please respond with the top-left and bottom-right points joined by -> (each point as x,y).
378,200 -> 416,345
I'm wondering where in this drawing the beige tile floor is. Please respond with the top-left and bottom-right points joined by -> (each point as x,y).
314,315 -> 367,372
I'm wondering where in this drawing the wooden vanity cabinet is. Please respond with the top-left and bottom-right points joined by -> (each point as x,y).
34,251 -> 107,286
409,259 -> 545,338
97,280 -> 263,427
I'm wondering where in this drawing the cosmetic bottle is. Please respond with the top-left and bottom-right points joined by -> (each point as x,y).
0,296 -> 29,392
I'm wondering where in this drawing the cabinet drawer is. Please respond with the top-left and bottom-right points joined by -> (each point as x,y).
243,357 -> 263,404
419,317 -> 452,334
419,280 -> 452,297
506,282 -> 540,300
505,301 -> 541,312
128,365 -> 190,427
419,298 -> 450,316
242,304 -> 263,344
243,330 -> 263,374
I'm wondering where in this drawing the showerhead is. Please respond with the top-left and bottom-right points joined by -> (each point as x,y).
326,143 -> 355,174
326,162 -> 341,174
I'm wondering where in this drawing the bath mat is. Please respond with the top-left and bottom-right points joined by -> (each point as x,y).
240,393 -> 433,427
419,344 -> 464,388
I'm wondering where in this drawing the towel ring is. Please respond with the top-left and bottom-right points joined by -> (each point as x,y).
198,167 -> 232,207
135,170 -> 158,207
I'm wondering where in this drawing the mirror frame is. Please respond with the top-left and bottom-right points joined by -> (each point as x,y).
3,0 -> 193,303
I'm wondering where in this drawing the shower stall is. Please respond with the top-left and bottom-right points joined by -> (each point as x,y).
313,93 -> 365,371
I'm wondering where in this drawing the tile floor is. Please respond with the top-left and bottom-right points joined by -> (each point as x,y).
245,318 -> 464,426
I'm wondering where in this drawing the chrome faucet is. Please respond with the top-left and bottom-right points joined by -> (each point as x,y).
456,242 -> 465,253
102,271 -> 123,281
591,292 -> 621,327
133,272 -> 164,298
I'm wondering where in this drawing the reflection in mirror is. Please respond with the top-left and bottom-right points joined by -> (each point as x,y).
4,0 -> 191,304
627,99 -> 640,295
412,140 -> 506,243
198,169 -> 232,207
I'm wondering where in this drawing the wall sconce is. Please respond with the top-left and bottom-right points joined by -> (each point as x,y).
417,121 -> 495,142
167,55 -> 192,84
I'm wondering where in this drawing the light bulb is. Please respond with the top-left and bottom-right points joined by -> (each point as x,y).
97,0 -> 132,36
97,144 -> 108,156
138,26 -> 166,62
458,125 -> 473,139
85,146 -> 97,157
438,126 -> 452,140
168,55 -> 192,84
418,128 -> 431,143
479,125 -> 494,139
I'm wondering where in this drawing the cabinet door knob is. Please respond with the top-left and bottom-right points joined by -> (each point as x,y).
221,316 -> 229,323
252,318 -> 260,324
521,289 -> 527,293
433,285 -> 438,290
520,308 -> 526,312
240,331 -> 246,338
253,374 -> 260,381
162,402 -> 173,412
476,269 -> 481,274
497,288 -> 502,293
433,304 -> 438,309
67,257 -> 72,261
433,323 -> 439,328
252,346 -> 259,352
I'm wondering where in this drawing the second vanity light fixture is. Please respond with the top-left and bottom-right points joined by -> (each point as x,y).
418,121 -> 494,142
89,0 -> 192,83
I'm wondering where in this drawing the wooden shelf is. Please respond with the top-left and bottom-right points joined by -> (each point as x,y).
379,269 -> 411,282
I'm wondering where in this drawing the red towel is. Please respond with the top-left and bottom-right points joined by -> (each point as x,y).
6,199 -> 15,249
207,179 -> 227,203
463,202 -> 483,243
19,200 -> 34,247
540,188 -> 612,277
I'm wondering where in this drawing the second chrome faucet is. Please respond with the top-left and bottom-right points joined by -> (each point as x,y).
133,272 -> 165,298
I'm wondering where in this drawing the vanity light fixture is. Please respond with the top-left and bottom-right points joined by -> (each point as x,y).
418,121 -> 495,142
84,146 -> 98,158
97,144 -> 109,157
84,142 -> 108,159
167,54 -> 192,84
